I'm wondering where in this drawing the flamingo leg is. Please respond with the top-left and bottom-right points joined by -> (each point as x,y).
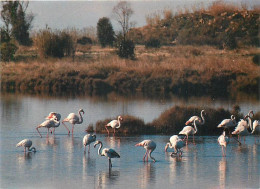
105,125 -> 110,136
71,124 -> 74,134
232,135 -> 242,145
47,128 -> 49,137
186,135 -> 189,145
109,158 -> 112,168
62,121 -> 70,135
143,150 -> 148,162
53,128 -> 55,134
113,128 -> 116,136
146,150 -> 149,161
193,134 -> 196,145
84,145 -> 86,153
36,127 -> 43,138
221,146 -> 224,156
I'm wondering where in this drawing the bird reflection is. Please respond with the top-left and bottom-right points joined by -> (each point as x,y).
138,163 -> 156,189
218,158 -> 227,189
45,136 -> 59,147
82,154 -> 96,181
97,170 -> 120,188
105,136 -> 121,149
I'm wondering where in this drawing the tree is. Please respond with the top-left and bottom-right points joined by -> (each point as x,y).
1,1 -> 34,46
97,17 -> 115,47
112,1 -> 134,40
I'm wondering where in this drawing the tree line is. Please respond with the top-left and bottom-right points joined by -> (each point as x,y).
1,1 -> 259,62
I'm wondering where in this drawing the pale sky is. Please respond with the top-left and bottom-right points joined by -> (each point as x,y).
3,0 -> 260,31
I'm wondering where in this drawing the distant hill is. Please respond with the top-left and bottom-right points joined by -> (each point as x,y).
129,2 -> 259,49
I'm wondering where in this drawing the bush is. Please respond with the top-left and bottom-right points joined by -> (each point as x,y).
252,54 -> 260,66
0,41 -> 18,61
34,29 -> 74,58
145,38 -> 161,48
115,37 -> 135,59
77,36 -> 92,45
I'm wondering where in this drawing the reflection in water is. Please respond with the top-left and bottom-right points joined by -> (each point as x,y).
97,170 -> 120,188
105,136 -> 121,149
82,154 -> 96,183
138,163 -> 156,189
218,158 -> 227,189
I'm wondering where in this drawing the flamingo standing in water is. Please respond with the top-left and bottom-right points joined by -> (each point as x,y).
105,116 -> 123,136
217,115 -> 237,135
179,120 -> 198,145
185,110 -> 205,126
16,139 -> 36,152
232,118 -> 250,143
45,112 -> 61,134
165,135 -> 185,157
218,131 -> 229,157
62,109 -> 84,135
135,140 -> 156,162
83,134 -> 96,153
94,140 -> 120,168
36,118 -> 60,138
252,120 -> 260,143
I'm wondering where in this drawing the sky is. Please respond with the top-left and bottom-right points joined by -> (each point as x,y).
3,0 -> 260,31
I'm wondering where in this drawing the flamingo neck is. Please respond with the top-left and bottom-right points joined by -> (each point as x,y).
117,117 -> 121,128
231,115 -> 236,124
54,120 -> 60,127
29,147 -> 36,152
149,150 -> 156,162
247,116 -> 252,130
200,110 -> 205,125
193,120 -> 198,133
97,142 -> 103,156
78,111 -> 84,124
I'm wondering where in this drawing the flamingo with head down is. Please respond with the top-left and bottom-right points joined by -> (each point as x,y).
218,131 -> 229,157
16,139 -> 36,153
83,134 -> 96,153
135,140 -> 156,162
62,109 -> 84,135
165,135 -> 185,157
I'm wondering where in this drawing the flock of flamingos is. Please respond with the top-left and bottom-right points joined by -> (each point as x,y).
16,109 -> 260,168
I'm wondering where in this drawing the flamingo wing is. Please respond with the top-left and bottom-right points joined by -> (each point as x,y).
179,126 -> 193,135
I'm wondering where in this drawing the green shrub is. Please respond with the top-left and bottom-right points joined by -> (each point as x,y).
115,36 -> 135,59
145,38 -> 161,48
0,41 -> 18,61
252,54 -> 260,66
77,36 -> 92,45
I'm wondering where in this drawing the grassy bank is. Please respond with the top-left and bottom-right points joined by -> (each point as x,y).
1,45 -> 259,97
95,105 -> 260,135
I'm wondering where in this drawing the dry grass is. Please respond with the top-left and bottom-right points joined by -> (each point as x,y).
1,45 -> 259,96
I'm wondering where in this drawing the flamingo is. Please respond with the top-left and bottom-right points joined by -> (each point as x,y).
45,112 -> 61,121
105,116 -> 123,136
135,140 -> 156,162
217,115 -> 237,134
62,109 -> 84,135
218,131 -> 229,157
185,110 -> 205,126
252,120 -> 260,143
94,140 -> 120,168
83,134 -> 96,153
36,118 -> 60,138
179,119 -> 198,145
16,139 -> 36,152
165,135 -> 185,157
45,112 -> 61,134
232,119 -> 250,143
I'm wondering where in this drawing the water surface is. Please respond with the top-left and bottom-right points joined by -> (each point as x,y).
0,93 -> 259,188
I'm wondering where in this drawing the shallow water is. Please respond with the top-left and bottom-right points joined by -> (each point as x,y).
0,94 -> 260,189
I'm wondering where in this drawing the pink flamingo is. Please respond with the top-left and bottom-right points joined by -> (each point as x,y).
36,118 -> 60,138
83,134 -> 96,153
105,116 -> 123,136
135,140 -> 156,162
16,139 -> 36,152
62,109 -> 84,134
